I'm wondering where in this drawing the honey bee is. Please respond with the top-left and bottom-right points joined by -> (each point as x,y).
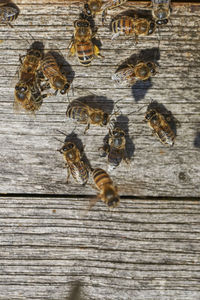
112,61 -> 157,87
66,100 -> 109,133
69,18 -> 102,66
83,0 -> 128,23
0,2 -> 19,24
100,127 -> 128,171
151,0 -> 171,25
14,48 -> 45,112
58,141 -> 89,185
144,107 -> 175,146
92,168 -> 120,208
111,15 -> 156,40
39,52 -> 70,95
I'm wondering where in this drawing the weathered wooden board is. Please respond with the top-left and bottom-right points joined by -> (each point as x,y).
0,196 -> 199,300
0,3 -> 200,197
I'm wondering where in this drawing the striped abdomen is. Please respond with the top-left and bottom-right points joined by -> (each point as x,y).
92,168 -> 113,190
112,67 -> 135,86
0,6 -> 19,22
69,161 -> 89,185
111,17 -> 134,35
76,41 -> 94,66
41,53 -> 60,80
66,104 -> 89,123
156,128 -> 175,146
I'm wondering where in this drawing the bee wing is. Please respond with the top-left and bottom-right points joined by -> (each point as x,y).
79,195 -> 100,217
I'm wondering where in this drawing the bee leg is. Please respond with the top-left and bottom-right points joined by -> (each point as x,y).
68,39 -> 75,57
66,165 -> 71,184
102,9 -> 107,25
94,45 -> 104,59
111,32 -> 120,40
84,123 -> 90,134
134,34 -> 139,45
19,54 -> 25,65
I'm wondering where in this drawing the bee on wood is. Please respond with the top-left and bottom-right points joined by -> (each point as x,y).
66,100 -> 109,133
110,15 -> 156,40
112,61 -> 157,87
39,52 -> 71,95
69,18 -> 103,66
14,48 -> 46,113
144,107 -> 175,146
83,0 -> 128,23
100,127 -> 128,171
58,141 -> 89,185
151,0 -> 171,25
0,2 -> 19,24
92,168 -> 120,208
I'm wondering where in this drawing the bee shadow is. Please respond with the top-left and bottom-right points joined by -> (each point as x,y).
74,95 -> 114,115
48,51 -> 75,84
67,280 -> 82,300
29,41 -> 45,52
194,131 -> 200,148
57,130 -> 92,171
147,100 -> 180,137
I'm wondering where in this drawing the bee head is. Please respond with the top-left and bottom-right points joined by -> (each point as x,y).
15,84 -> 28,101
84,3 -> 92,16
147,62 -> 157,75
102,113 -> 109,126
145,109 -> 157,121
62,142 -> 74,152
156,18 -> 168,25
105,188 -> 120,208
113,128 -> 124,138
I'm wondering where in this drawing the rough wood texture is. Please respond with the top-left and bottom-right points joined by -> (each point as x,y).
0,3 -> 200,300
0,2 -> 199,196
0,196 -> 200,300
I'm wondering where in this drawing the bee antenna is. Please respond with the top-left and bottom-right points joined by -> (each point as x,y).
56,129 -> 68,136
54,137 -> 64,144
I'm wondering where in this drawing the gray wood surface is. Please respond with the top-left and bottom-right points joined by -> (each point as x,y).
0,2 -> 200,299
0,1 -> 199,197
0,196 -> 200,300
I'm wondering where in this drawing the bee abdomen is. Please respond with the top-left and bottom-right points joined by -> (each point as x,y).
92,168 -> 112,189
66,105 -> 88,123
157,129 -> 175,146
70,162 -> 89,185
41,53 -> 59,77
111,17 -> 134,35
108,148 -> 123,168
0,6 -> 19,22
77,42 -> 94,66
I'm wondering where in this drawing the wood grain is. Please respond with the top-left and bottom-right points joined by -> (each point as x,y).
0,196 -> 199,300
0,3 -> 199,197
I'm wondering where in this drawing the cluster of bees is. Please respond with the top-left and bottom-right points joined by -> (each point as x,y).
1,0 -> 177,209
